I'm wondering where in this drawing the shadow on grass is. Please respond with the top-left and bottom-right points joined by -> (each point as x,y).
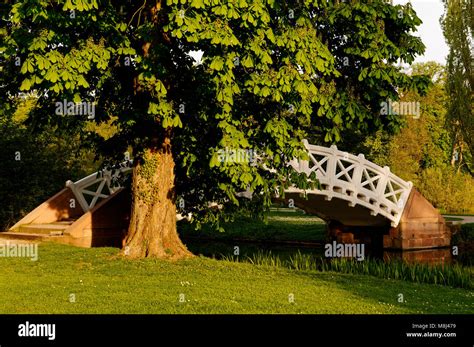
277,268 -> 474,314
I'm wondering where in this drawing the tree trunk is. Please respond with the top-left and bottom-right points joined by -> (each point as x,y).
123,136 -> 193,259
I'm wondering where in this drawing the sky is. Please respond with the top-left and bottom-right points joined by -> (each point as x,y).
394,0 -> 449,64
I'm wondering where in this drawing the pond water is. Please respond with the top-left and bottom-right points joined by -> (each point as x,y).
185,239 -> 473,267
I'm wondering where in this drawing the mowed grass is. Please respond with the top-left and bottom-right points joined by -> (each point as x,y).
179,208 -> 326,243
0,242 -> 472,314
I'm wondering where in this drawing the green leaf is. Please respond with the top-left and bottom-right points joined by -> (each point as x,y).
210,153 -> 220,168
210,57 -> 224,71
19,79 -> 31,91
242,55 -> 254,68
191,0 -> 203,8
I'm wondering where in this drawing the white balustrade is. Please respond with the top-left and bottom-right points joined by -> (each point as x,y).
287,140 -> 412,227
66,162 -> 132,212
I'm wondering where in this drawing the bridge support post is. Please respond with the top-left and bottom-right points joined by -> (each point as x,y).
383,189 -> 451,250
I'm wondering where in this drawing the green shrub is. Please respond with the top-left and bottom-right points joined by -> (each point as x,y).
419,166 -> 474,214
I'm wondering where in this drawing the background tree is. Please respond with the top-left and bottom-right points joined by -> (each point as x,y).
441,0 -> 474,160
2,0 -> 428,258
0,96 -> 97,230
360,62 -> 474,214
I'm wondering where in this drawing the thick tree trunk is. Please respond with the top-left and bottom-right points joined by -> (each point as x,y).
123,136 -> 193,259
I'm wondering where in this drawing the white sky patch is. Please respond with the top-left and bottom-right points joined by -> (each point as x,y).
394,0 -> 448,64
189,50 -> 204,65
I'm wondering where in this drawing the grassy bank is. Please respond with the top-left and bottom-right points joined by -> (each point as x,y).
0,242 -> 472,314
223,251 -> 473,289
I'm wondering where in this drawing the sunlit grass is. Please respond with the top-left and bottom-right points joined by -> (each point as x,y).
0,243 -> 472,314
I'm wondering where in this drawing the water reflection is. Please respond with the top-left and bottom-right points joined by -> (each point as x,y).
384,248 -> 452,265
384,248 -> 472,266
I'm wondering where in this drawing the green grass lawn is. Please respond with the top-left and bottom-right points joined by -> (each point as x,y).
0,242 -> 472,314
178,208 -> 326,244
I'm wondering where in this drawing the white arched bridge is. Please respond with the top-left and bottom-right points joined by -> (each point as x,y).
287,140 -> 413,228
2,141 -> 450,250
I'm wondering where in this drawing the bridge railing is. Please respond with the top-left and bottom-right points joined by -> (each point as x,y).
65,141 -> 412,226
288,140 -> 412,227
66,162 -> 132,213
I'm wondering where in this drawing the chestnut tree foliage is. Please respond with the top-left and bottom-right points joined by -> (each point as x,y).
2,0 -> 429,258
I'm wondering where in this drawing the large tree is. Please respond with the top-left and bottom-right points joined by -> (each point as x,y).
2,0 -> 428,259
